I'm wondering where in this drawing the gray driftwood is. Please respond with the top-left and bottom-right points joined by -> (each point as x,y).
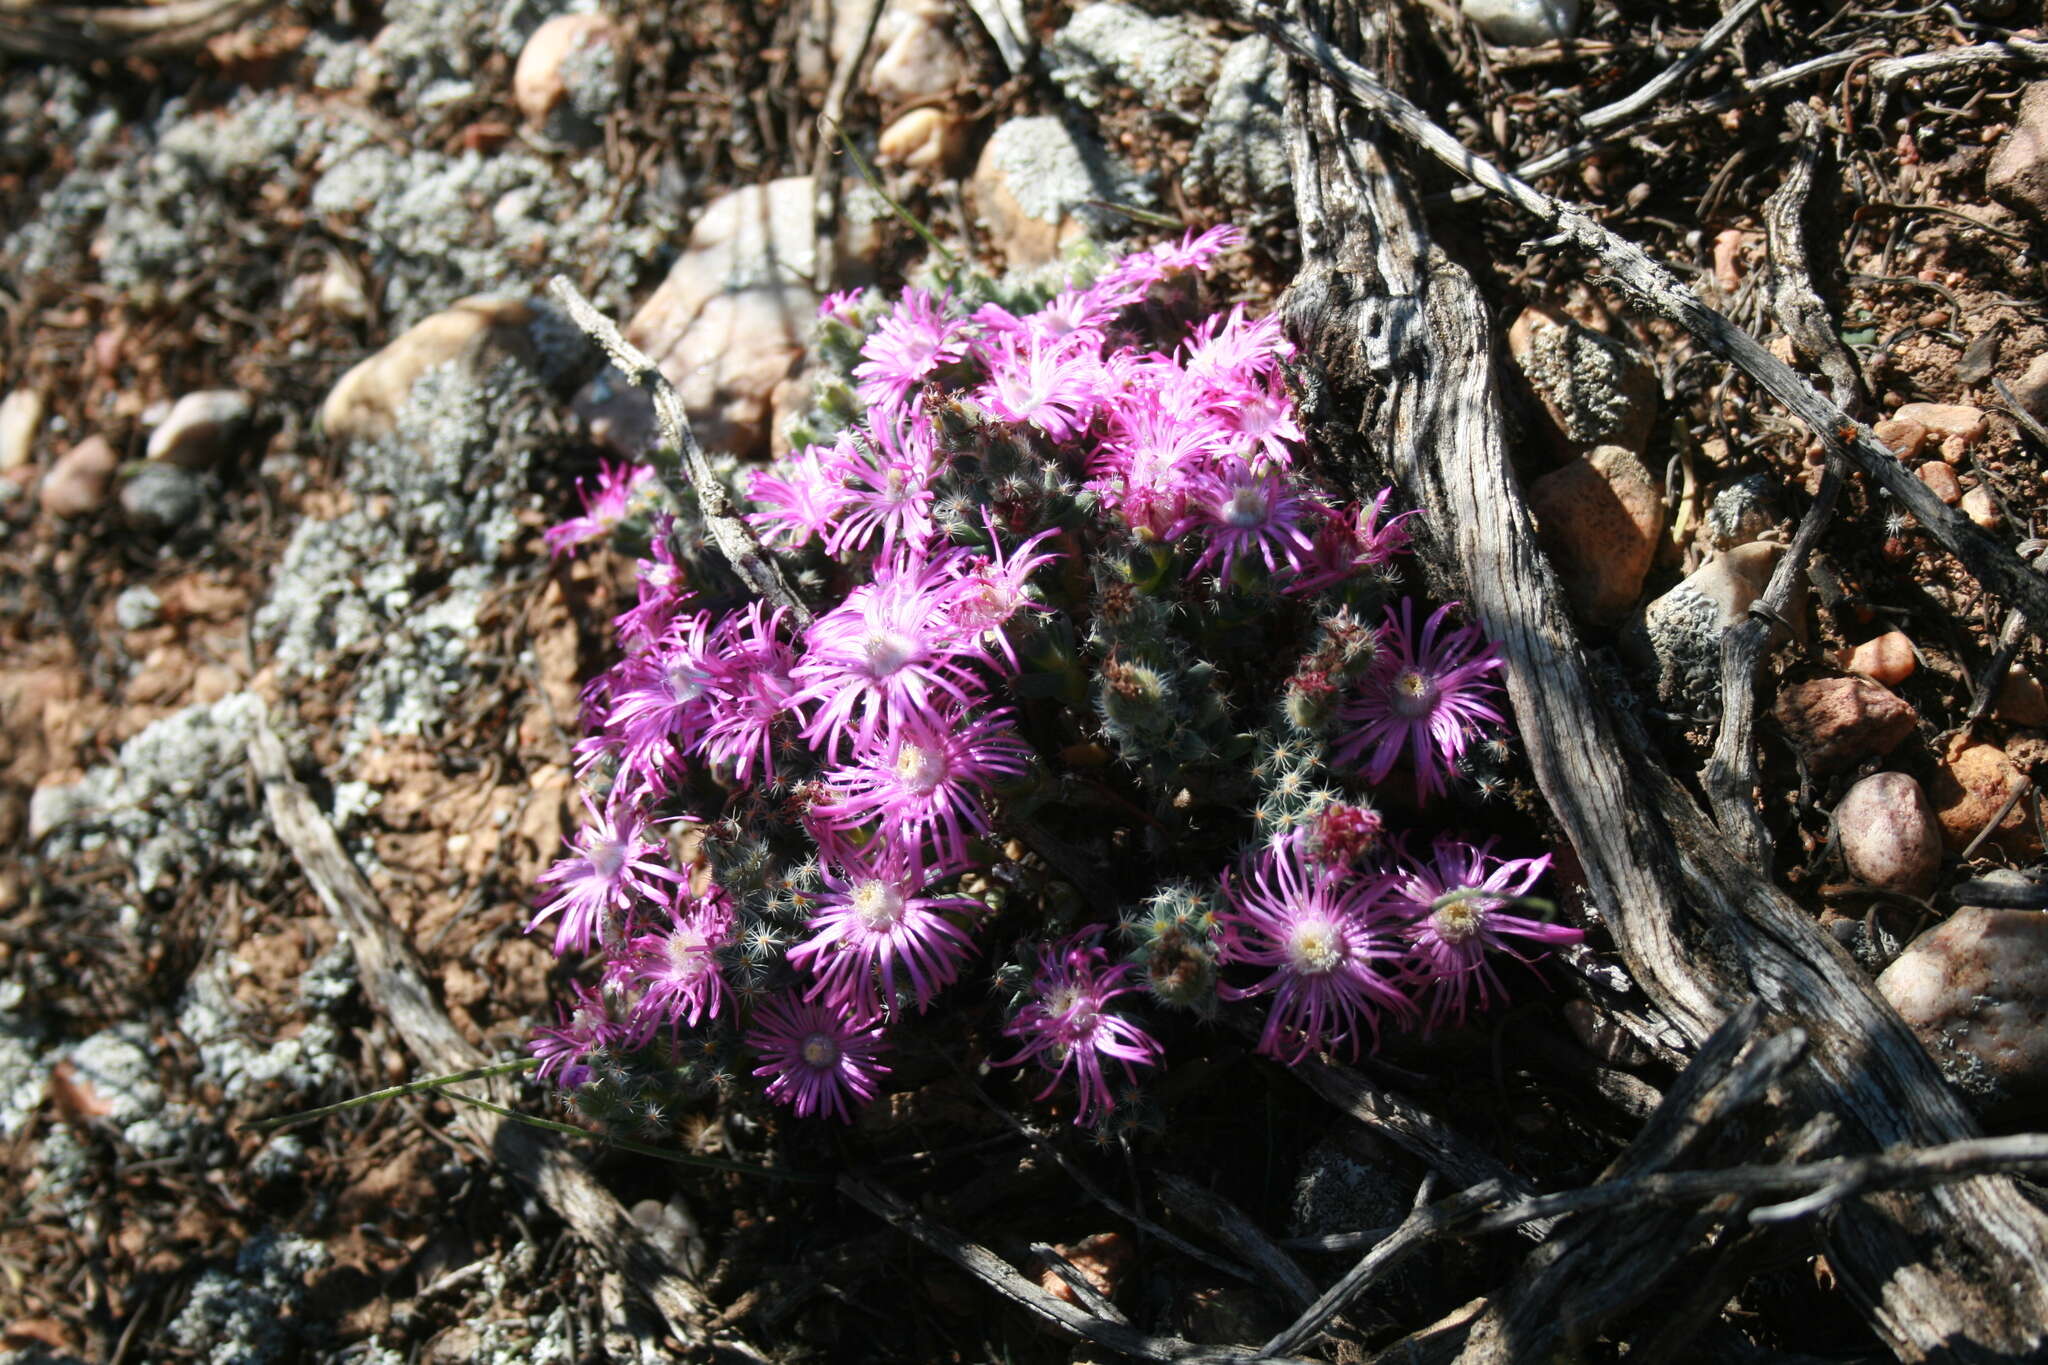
1269,1 -> 2048,1358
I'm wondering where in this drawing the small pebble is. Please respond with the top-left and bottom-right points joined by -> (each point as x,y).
1996,665 -> 2048,727
1892,401 -> 1987,446
876,106 -> 965,170
1962,484 -> 2002,530
1835,771 -> 1941,897
1930,739 -> 2038,855
146,390 -> 250,470
1871,417 -> 1927,460
114,585 -> 163,630
1878,907 -> 2048,1117
1843,631 -> 1916,686
1772,675 -> 1916,775
513,13 -> 624,134
1917,460 -> 1962,505
1459,0 -> 1582,46
120,462 -> 204,534
40,435 -> 120,519
0,388 -> 43,471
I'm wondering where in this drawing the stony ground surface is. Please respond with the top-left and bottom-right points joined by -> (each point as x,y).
3,0 -> 2048,1361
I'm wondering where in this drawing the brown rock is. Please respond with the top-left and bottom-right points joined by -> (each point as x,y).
1996,665 -> 2048,728
1916,460 -> 1962,506
1988,82 -> 2048,221
1506,305 -> 1658,457
1035,1232 -> 1134,1307
1930,738 -> 2040,855
1527,444 -> 1665,625
1871,416 -> 1927,460
146,389 -> 251,469
1892,401 -> 1988,446
321,296 -> 534,442
970,117 -> 1139,270
1772,676 -> 1916,775
877,106 -> 967,170
39,435 -> 121,519
1878,907 -> 2048,1117
1962,484 -> 2002,530
2015,351 -> 2048,423
1835,771 -> 1941,897
869,0 -> 970,104
1843,630 -> 1916,687
512,14 -> 623,129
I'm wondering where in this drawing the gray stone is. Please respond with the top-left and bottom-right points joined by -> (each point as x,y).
1508,306 -> 1658,456
164,1233 -> 329,1365
971,116 -> 1153,269
1049,1 -> 1225,115
1988,82 -> 2048,221
119,461 -> 205,534
1702,473 -> 1784,551
1461,0 -> 1581,45
64,1024 -> 172,1155
1185,37 -> 1291,212
1625,541 -> 1781,708
1878,907 -> 2048,1117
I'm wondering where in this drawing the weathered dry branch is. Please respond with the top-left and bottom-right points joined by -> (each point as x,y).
250,714 -> 763,1359
1869,35 -> 2048,84
0,0 -> 278,60
548,276 -> 814,627
1579,0 -> 1766,132
1267,1 -> 2048,1356
809,0 -> 884,291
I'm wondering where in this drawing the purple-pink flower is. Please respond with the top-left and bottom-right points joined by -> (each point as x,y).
994,928 -> 1163,1126
1289,489 -> 1419,596
810,705 -> 1032,864
1382,836 -> 1575,1032
974,332 -> 1101,442
529,796 -> 684,957
530,982 -> 629,1088
1175,457 -> 1319,583
747,444 -> 852,551
820,417 -> 942,559
598,611 -> 719,796
854,288 -> 968,414
696,603 -> 799,786
787,836 -> 984,1016
1218,831 -> 1413,1063
607,890 -> 735,1037
1334,599 -> 1506,800
545,461 -> 655,558
942,516 -> 1064,670
747,994 -> 890,1122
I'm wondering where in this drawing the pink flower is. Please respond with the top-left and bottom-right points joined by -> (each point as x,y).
974,332 -> 1101,442
608,890 -> 735,1036
529,796 -> 685,957
1090,225 -> 1244,309
1175,457 -> 1318,582
613,516 -> 694,647
1288,489 -> 1419,596
747,994 -> 890,1122
747,445 -> 852,551
1382,837 -> 1575,1032
788,550 -> 995,756
854,288 -> 968,414
1218,830 -> 1413,1063
1216,370 -> 1304,469
818,289 -> 868,324
942,513 -> 1064,669
697,603 -> 800,786
810,704 -> 1033,864
787,837 -> 983,1016
530,982 -> 629,1088
599,611 -> 719,796
545,461 -> 655,557
994,927 -> 1163,1127
1334,600 -> 1506,800
820,417 -> 942,559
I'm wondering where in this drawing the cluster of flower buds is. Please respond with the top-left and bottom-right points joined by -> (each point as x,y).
528,226 -> 1580,1129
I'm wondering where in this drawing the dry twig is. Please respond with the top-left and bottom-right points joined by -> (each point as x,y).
1580,0 -> 1767,132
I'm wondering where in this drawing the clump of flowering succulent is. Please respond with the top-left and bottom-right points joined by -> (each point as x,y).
526,225 -> 1579,1134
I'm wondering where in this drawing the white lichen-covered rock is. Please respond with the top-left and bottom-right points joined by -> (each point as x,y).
33,693 -> 269,891
320,295 -> 535,441
1186,37 -> 1291,212
1508,305 -> 1658,457
178,946 -> 352,1108
971,116 -> 1153,269
513,12 -> 624,138
1879,907 -> 2048,1116
120,462 -> 206,535
1701,472 -> 1784,551
63,1024 -> 173,1155
1049,1 -> 1225,115
1624,541 -> 1783,708
1461,0 -> 1581,45
164,1234 -> 330,1365
0,1018 -> 45,1141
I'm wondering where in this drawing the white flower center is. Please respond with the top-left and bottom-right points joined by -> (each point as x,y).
862,628 -> 919,677
1389,669 -> 1437,719
893,741 -> 948,794
666,659 -> 706,704
665,929 -> 711,977
1431,893 -> 1492,945
1285,920 -> 1347,975
800,1032 -> 840,1069
589,837 -> 628,881
852,879 -> 906,931
1222,484 -> 1269,528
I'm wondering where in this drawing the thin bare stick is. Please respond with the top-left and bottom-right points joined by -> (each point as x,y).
1869,35 -> 2048,84
0,0 -> 277,60
547,275 -> 813,626
1258,8 -> 2048,639
960,0 -> 1032,75
837,1174 -> 1309,1363
810,0 -> 885,293
1581,0 -> 1767,132
1029,1243 -> 1131,1324
1156,1173 -> 1318,1310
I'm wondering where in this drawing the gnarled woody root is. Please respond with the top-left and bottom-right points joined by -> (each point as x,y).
1268,0 -> 2048,1358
